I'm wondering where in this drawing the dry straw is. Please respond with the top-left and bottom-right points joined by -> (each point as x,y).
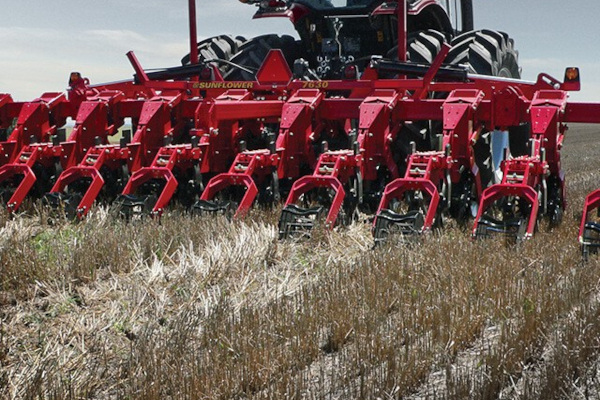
1,125 -> 600,399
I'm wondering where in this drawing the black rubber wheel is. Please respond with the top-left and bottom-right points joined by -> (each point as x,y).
390,29 -> 522,190
181,35 -> 247,76
582,243 -> 590,262
472,130 -> 494,190
223,34 -> 301,81
508,122 -> 530,157
386,29 -> 448,64
407,29 -> 448,64
446,29 -> 520,79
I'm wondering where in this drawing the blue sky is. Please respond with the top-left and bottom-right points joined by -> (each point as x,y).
1,1 -> 599,101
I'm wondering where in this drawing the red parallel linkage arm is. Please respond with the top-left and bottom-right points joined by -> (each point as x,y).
374,89 -> 484,237
473,90 -> 567,240
122,144 -> 203,217
276,89 -> 324,180
199,149 -> 280,219
357,89 -> 401,182
126,94 -> 183,172
0,93 -> 70,167
0,94 -> 13,130
283,150 -> 362,228
49,145 -> 129,218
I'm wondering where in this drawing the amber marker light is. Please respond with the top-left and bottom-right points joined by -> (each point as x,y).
563,67 -> 581,91
565,67 -> 579,82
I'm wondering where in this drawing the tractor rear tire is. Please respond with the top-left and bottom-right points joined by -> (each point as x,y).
407,29 -> 448,64
181,35 -> 247,76
446,29 -> 520,78
386,29 -> 448,64
223,34 -> 301,81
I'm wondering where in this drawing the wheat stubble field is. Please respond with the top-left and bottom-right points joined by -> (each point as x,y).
1,124 -> 600,399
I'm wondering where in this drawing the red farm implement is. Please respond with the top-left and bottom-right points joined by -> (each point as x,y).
472,90 -> 570,241
0,90 -> 75,209
373,85 -> 485,243
125,60 -> 289,218
45,92 -> 181,218
3,0 -> 600,255
581,190 -> 600,259
44,53 -> 184,218
278,84 -> 398,238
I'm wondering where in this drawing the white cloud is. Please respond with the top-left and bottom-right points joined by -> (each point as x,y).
85,29 -> 148,45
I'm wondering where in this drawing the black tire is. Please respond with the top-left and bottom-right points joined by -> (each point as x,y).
472,130 -> 495,190
446,29 -> 520,78
181,35 -> 247,75
386,29 -> 448,64
223,34 -> 301,81
407,29 -> 448,64
508,122 -> 530,157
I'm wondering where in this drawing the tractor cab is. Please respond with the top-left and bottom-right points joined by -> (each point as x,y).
245,0 -> 472,79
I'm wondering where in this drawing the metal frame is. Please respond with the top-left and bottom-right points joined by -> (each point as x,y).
2,0 -> 600,253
